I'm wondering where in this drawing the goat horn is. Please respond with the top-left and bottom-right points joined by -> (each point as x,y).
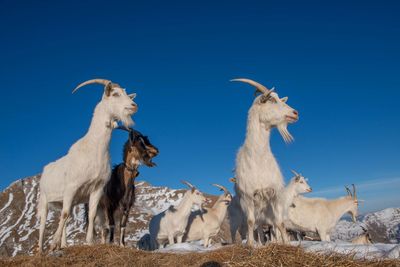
212,184 -> 229,194
345,186 -> 352,197
230,78 -> 272,95
181,180 -> 195,189
72,79 -> 112,94
352,184 -> 357,200
291,170 -> 301,177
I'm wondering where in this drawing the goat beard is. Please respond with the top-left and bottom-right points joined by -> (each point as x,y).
121,114 -> 134,128
277,123 -> 294,143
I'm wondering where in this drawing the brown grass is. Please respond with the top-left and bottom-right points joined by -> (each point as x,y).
0,244 -> 398,267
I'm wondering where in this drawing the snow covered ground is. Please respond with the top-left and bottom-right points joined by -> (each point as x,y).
155,240 -> 400,259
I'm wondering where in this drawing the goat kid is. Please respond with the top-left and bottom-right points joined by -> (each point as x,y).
255,170 -> 312,244
38,79 -> 137,252
149,181 -> 206,250
84,127 -> 158,246
184,184 -> 232,247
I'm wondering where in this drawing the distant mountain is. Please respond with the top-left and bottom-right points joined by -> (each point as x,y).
0,175 -> 398,257
332,208 -> 400,244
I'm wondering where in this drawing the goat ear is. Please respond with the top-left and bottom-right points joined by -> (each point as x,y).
295,176 -> 300,182
280,96 -> 288,103
104,82 -> 113,97
128,93 -> 136,99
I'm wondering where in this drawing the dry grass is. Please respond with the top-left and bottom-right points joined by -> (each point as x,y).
0,244 -> 399,267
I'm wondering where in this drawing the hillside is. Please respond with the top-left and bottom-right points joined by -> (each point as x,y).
0,175 -> 399,260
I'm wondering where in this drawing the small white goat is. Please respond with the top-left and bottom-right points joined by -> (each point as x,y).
37,79 -> 137,252
184,184 -> 232,247
256,170 -> 312,244
149,181 -> 206,250
287,184 -> 359,241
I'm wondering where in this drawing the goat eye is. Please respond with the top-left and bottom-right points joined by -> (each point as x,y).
300,181 -> 304,183
112,93 -> 120,97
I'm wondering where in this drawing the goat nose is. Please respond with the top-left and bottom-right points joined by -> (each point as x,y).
293,110 -> 299,116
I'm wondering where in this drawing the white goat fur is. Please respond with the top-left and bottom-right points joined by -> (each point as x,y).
232,78 -> 299,245
287,192 -> 359,241
149,183 -> 206,249
37,79 -> 137,252
184,185 -> 232,247
255,173 -> 312,243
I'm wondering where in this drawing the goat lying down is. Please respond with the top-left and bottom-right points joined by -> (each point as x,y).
149,181 -> 206,250
352,225 -> 373,245
184,184 -> 232,247
286,184 -> 360,242
83,127 -> 158,246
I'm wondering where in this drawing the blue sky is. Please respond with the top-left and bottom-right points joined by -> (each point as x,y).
0,0 -> 399,213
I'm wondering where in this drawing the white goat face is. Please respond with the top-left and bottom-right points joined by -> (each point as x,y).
191,189 -> 207,206
254,92 -> 299,143
293,175 -> 312,194
348,199 -> 359,223
104,86 -> 137,127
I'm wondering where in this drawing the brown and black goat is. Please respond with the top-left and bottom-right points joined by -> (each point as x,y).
85,127 -> 158,246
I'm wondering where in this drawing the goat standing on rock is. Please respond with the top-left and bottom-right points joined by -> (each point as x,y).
231,78 -> 299,246
95,127 -> 158,246
37,79 -> 137,252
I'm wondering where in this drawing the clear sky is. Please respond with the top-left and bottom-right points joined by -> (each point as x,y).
0,0 -> 399,213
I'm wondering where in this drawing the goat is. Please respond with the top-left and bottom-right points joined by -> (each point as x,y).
83,127 -> 158,246
352,225 -> 373,244
255,170 -> 312,244
231,78 -> 299,246
184,184 -> 232,247
149,181 -> 206,250
37,79 -> 137,252
286,184 -> 360,241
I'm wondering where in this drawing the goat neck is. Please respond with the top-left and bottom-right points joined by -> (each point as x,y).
83,101 -> 114,149
328,197 -> 355,220
244,109 -> 272,154
174,191 -> 197,221
211,194 -> 230,223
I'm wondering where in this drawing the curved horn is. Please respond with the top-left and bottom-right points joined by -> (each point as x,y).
181,180 -> 195,189
345,186 -> 352,197
72,79 -> 112,94
230,78 -> 271,95
352,184 -> 357,200
291,170 -> 301,177
212,184 -> 229,194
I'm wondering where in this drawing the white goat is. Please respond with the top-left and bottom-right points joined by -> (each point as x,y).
184,184 -> 232,247
149,181 -> 206,250
287,184 -> 359,241
255,170 -> 312,244
231,78 -> 299,246
37,79 -> 137,252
